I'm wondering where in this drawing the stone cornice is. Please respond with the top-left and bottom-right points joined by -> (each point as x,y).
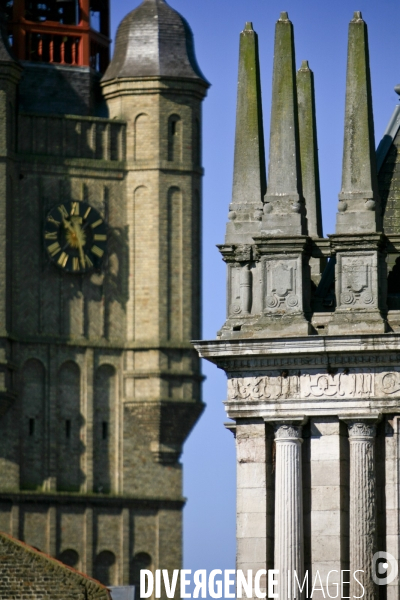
194,333 -> 400,364
101,76 -> 208,101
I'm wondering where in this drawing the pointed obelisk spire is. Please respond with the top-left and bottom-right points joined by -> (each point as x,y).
263,12 -> 304,235
336,11 -> 380,233
297,60 -> 323,238
328,13 -> 387,335
226,22 -> 266,243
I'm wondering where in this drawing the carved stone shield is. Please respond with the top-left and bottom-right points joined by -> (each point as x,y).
343,264 -> 368,293
272,263 -> 293,297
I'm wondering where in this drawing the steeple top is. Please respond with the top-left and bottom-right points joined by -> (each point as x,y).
279,12 -> 290,21
103,0 -> 208,83
244,22 -> 254,31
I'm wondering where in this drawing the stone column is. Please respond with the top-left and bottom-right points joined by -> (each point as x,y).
348,420 -> 378,600
274,423 -> 304,600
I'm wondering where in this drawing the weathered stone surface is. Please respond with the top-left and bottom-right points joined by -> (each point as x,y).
196,10 -> 400,600
346,420 -> 378,600
273,422 -> 304,600
226,23 -> 266,245
336,12 -> 381,234
297,60 -> 325,284
297,61 -> 322,239
263,12 -> 304,236
328,233 -> 388,334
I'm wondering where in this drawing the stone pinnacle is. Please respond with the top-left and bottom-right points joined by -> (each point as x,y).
263,13 -> 304,235
226,21 -> 266,243
297,60 -> 323,238
336,12 -> 381,233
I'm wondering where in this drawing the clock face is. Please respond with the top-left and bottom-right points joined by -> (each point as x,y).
44,201 -> 107,273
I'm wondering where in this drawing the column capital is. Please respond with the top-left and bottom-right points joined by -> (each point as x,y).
348,421 -> 376,439
273,418 -> 307,440
341,414 -> 381,439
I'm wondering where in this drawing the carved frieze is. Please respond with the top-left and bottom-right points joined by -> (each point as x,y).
227,367 -> 400,402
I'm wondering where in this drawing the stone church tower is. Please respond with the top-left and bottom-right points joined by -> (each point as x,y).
0,0 -> 207,589
196,12 -> 400,600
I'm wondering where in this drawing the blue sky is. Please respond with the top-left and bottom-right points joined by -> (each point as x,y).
110,0 -> 400,577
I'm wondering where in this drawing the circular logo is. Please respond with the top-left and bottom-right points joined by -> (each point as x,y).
372,551 -> 398,585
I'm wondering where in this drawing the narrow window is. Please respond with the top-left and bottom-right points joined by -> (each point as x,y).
194,118 -> 201,166
102,421 -> 108,440
29,418 -> 35,436
168,115 -> 182,162
65,419 -> 71,439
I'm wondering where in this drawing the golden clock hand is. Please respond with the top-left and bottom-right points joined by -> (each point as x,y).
78,243 -> 85,269
62,217 -> 75,233
72,220 -> 86,269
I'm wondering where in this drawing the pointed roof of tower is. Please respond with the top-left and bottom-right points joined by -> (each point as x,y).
102,0 -> 208,83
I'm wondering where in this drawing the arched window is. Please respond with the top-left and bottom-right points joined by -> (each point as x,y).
93,364 -> 116,493
21,359 -> 46,490
94,550 -> 117,586
134,114 -> 152,161
167,115 -> 182,162
131,552 -> 152,591
57,361 -> 83,492
59,549 -> 80,570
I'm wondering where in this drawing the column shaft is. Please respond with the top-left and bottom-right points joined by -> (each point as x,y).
274,424 -> 304,600
348,422 -> 377,600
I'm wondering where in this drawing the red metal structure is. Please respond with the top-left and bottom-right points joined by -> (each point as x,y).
6,0 -> 110,73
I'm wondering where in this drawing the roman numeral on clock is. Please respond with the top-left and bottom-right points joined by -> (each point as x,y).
85,254 -> 93,268
71,202 -> 80,216
58,205 -> 69,219
91,245 -> 104,258
57,252 -> 68,268
91,219 -> 103,229
48,242 -> 61,257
